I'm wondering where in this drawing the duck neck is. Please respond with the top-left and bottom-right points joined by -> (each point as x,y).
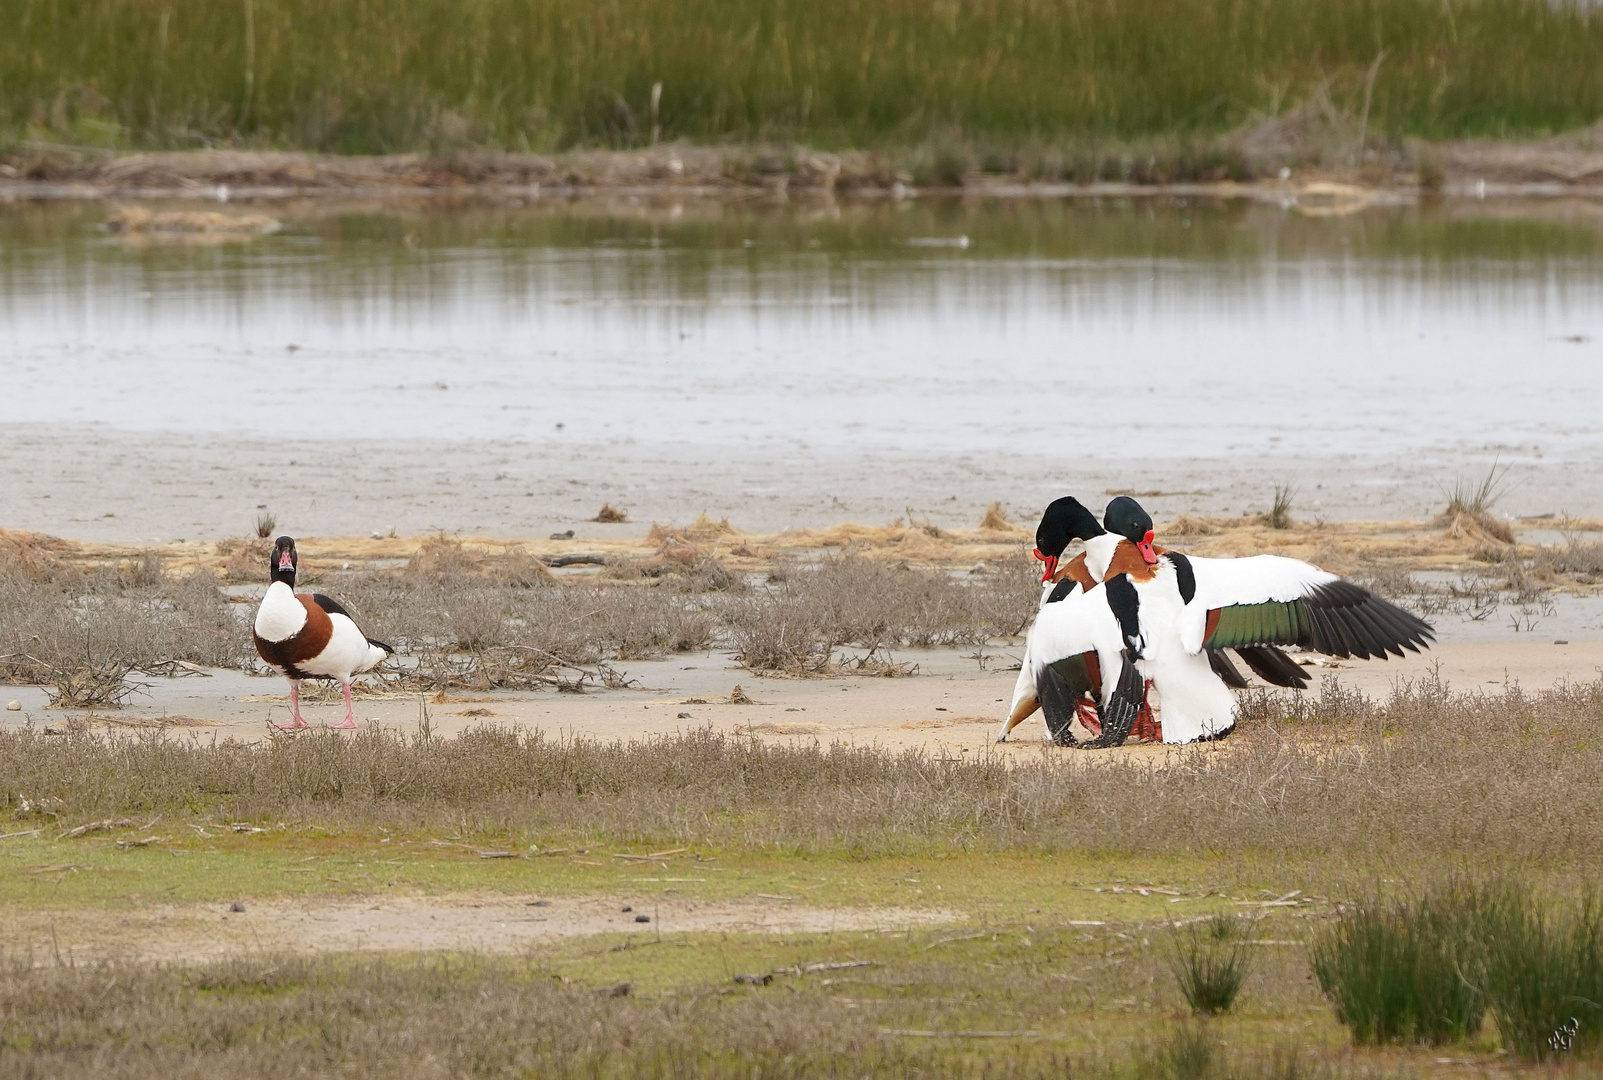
1083,534 -> 1122,582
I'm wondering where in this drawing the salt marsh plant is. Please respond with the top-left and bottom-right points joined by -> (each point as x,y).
1310,882 -> 1488,1044
1170,916 -> 1254,1016
1480,887 -> 1603,1061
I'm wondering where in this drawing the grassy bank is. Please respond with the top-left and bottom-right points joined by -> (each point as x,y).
6,674 -> 1603,867
4,0 -> 1603,162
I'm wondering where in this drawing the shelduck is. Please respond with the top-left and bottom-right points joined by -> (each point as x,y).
999,575 -> 1146,747
1100,497 -> 1312,700
1111,498 -> 1433,744
253,536 -> 393,730
1015,496 -> 1147,741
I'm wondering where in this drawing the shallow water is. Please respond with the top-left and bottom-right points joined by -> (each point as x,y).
3,195 -> 1603,464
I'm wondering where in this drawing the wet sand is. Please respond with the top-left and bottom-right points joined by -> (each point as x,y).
7,425 -> 1603,544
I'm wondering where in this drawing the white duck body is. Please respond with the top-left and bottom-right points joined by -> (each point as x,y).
1000,581 -> 1137,743
309,611 -> 389,681
1129,561 -> 1238,743
253,581 -> 388,682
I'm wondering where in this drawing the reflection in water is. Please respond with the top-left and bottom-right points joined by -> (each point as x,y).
2,198 -> 1602,461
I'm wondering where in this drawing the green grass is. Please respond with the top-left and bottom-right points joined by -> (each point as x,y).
0,829 -> 1233,920
3,0 -> 1603,156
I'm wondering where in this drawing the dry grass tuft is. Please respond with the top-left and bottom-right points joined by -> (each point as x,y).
1435,461 -> 1515,544
0,528 -> 77,582
1261,485 -> 1297,530
216,536 -> 273,581
978,502 -> 1020,533
1163,515 -> 1224,538
593,504 -> 629,523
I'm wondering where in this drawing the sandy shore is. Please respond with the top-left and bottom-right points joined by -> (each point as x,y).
5,639 -> 1600,756
4,892 -> 957,965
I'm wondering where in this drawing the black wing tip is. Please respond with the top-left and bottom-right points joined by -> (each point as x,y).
367,637 -> 395,655
1304,580 -> 1438,661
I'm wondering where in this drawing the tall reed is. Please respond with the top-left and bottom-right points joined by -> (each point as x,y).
4,0 -> 1602,154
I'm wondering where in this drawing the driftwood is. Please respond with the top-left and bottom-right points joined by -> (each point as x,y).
539,554 -> 608,567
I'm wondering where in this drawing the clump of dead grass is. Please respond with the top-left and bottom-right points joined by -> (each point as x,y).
1529,529 -> 1603,586
978,501 -> 1022,534
216,535 -> 274,581
1435,461 -> 1515,545
592,503 -> 629,523
728,555 -> 1037,673
1163,515 -> 1224,538
0,528 -> 77,581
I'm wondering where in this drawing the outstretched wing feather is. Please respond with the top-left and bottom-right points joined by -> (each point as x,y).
1196,574 -> 1432,661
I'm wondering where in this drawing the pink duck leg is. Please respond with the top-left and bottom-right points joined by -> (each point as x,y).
327,682 -> 358,730
271,681 -> 309,729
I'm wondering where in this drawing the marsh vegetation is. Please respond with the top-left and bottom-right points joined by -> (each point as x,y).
5,0 -> 1603,168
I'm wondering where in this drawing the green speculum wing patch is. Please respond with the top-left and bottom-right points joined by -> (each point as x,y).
1048,654 -> 1097,697
1204,601 -> 1310,649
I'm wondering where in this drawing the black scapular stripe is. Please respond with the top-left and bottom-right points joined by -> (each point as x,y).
1207,648 -> 1250,689
1104,574 -> 1142,650
1083,649 -> 1143,749
312,593 -> 354,620
1167,552 -> 1197,605
1233,644 -> 1310,689
313,592 -> 393,654
1045,579 -> 1078,604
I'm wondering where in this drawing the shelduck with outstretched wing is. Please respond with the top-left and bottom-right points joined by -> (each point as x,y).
1009,495 -> 1311,747
1130,543 -> 1434,745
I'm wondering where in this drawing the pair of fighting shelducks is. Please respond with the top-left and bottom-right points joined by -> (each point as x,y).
252,498 -> 1433,741
999,495 -> 1433,746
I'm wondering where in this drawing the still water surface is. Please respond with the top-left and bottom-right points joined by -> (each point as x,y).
3,197 -> 1602,463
